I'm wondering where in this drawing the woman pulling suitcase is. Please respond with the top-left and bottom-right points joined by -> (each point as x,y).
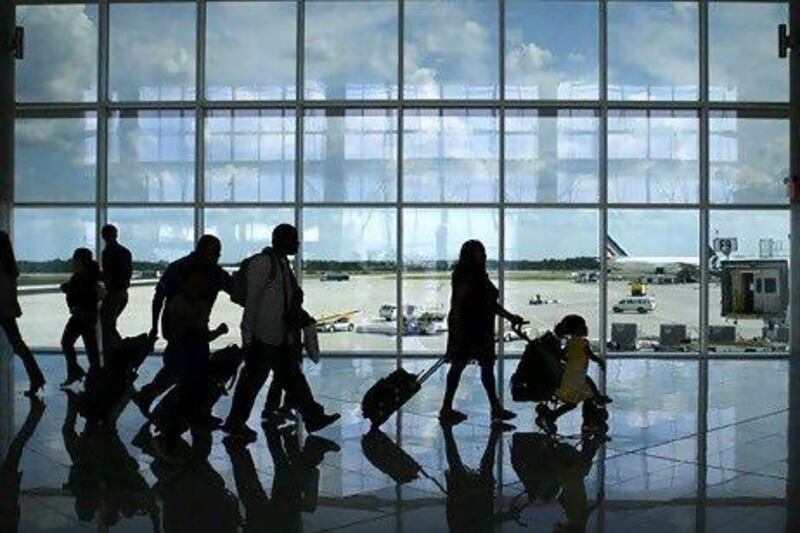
439,240 -> 527,425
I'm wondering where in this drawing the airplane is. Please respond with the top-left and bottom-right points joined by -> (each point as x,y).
315,309 -> 361,333
606,236 -> 720,283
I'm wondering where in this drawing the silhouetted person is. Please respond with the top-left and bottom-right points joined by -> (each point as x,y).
155,269 -> 229,449
442,423 -> 503,533
0,396 -> 45,533
132,235 -> 233,417
60,247 -> 101,387
62,390 -> 160,529
440,240 -> 525,425
0,231 -> 45,395
222,224 -> 339,442
100,224 -> 132,355
225,424 -> 338,533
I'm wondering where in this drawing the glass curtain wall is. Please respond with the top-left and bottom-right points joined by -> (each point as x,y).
12,0 -> 790,356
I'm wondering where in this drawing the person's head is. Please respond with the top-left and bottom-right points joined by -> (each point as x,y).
272,223 -> 299,256
0,230 -> 18,277
101,224 -> 118,244
554,314 -> 588,338
195,234 -> 222,264
72,248 -> 94,273
457,239 -> 487,271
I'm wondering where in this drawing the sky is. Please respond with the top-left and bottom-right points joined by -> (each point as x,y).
11,1 -> 791,264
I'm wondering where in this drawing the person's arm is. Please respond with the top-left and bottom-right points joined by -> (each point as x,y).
219,266 -> 234,295
494,302 -> 526,326
208,323 -> 229,342
123,248 -> 133,285
585,343 -> 606,371
150,266 -> 174,337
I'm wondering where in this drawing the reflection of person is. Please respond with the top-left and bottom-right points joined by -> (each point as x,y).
552,436 -> 603,533
0,231 -> 45,396
133,235 -> 233,417
60,248 -> 102,386
440,240 -> 525,425
225,424 -> 338,533
62,391 -> 160,529
223,224 -> 339,442
100,224 -> 132,355
442,423 -> 502,532
0,396 -> 45,533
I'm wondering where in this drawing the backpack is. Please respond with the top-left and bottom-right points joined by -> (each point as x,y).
229,249 -> 279,307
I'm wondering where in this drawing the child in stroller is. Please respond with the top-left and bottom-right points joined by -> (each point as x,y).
533,315 -> 610,435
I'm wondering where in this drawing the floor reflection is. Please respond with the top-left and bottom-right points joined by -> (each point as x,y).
0,356 -> 794,532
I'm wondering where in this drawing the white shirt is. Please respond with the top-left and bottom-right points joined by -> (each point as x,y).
240,249 -> 296,346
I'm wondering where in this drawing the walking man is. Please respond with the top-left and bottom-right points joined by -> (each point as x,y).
100,224 -> 132,355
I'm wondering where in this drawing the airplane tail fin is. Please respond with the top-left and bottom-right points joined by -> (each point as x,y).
606,235 -> 628,258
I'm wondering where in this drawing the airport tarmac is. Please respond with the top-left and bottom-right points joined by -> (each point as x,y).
16,274 -> 776,353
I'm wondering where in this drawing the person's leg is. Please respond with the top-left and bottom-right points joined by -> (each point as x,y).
225,342 -> 272,431
100,290 -> 126,355
441,361 -> 466,414
263,378 -> 284,416
61,316 -> 84,382
80,318 -> 101,371
269,348 -> 324,422
480,361 -> 516,421
551,402 -> 577,420
1,319 -> 45,388
585,376 -> 612,404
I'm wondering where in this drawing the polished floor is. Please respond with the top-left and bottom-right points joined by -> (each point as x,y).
0,355 -> 794,532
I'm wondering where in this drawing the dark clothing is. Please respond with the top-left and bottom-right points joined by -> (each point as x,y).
0,319 -> 44,386
62,267 -> 101,321
62,315 -> 100,371
226,341 -> 323,428
102,242 -> 132,291
446,266 -> 499,364
101,289 -> 128,354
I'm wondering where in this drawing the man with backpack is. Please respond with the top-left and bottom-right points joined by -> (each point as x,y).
132,235 -> 233,421
222,224 -> 339,442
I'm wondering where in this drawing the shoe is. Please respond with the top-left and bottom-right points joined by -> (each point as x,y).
598,395 -> 613,405
491,408 -> 517,422
220,422 -> 258,443
193,414 -> 223,429
438,409 -> 468,425
304,412 -> 341,433
536,415 -> 557,435
492,421 -> 517,432
60,367 -> 85,388
131,391 -> 153,418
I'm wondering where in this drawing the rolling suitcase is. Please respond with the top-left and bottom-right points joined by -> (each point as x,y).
361,356 -> 446,429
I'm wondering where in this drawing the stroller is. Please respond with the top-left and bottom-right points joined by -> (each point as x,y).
509,325 -> 609,435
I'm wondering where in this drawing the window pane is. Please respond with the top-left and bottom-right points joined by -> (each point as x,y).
204,207 -> 294,265
405,0 -> 499,99
109,3 -> 196,101
709,210 -> 789,353
505,0 -> 598,100
15,114 -> 97,202
608,1 -> 698,101
105,208 -> 194,346
206,207 -> 295,348
15,4 -> 98,102
205,109 -> 295,203
710,2 -> 788,103
403,208 -> 498,353
206,1 -> 296,101
15,208 -> 96,349
305,0 -> 398,100
710,114 -> 789,204
504,209 -> 599,354
505,109 -> 598,202
108,110 -> 195,202
303,208 -> 397,353
608,110 -> 699,204
607,209 -> 699,352
404,109 -> 498,202
304,109 -> 397,202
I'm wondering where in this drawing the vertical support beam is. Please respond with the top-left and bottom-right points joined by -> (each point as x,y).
396,0 -> 404,367
697,2 -> 709,530
0,0 -> 15,458
787,0 -> 800,529
497,0 -> 506,409
97,0 -> 109,258
194,0 -> 207,242
294,0 -> 305,283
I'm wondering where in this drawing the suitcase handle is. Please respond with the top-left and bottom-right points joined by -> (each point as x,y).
417,356 -> 447,385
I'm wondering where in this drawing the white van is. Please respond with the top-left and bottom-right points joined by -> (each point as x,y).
612,296 -> 656,314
